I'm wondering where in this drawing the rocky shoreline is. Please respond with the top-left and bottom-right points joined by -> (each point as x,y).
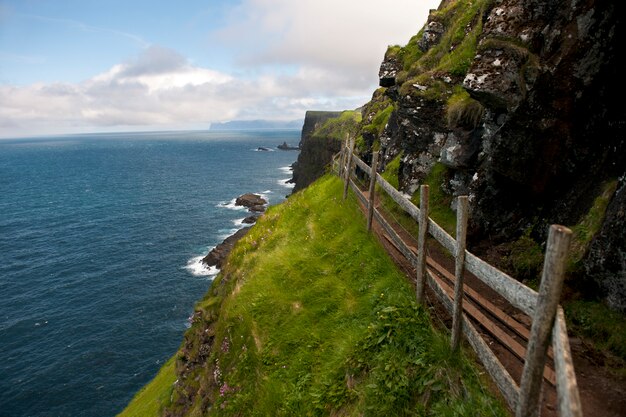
201,193 -> 268,269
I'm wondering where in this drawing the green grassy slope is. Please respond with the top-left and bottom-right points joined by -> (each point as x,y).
118,357 -> 176,417
121,175 -> 507,416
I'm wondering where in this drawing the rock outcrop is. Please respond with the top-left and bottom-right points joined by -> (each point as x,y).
584,178 -> 626,311
201,194 -> 267,268
324,0 -> 625,310
201,227 -> 251,268
290,110 -> 344,192
235,193 -> 267,209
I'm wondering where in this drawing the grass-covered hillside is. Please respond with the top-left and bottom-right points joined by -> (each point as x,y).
120,175 -> 507,416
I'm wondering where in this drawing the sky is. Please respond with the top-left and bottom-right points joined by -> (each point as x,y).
0,0 -> 440,138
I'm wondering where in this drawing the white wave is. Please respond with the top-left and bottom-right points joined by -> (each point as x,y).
279,166 -> 293,173
253,147 -> 275,152
232,218 -> 245,226
218,228 -> 240,240
216,198 -> 247,211
184,255 -> 219,278
257,190 -> 272,204
278,178 -> 295,189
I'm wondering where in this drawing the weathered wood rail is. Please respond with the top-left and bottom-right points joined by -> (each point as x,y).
332,144 -> 582,417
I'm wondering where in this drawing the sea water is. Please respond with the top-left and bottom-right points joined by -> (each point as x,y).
0,130 -> 300,417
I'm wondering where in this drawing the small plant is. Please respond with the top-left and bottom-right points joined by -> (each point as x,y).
412,162 -> 457,236
568,179 -> 618,272
505,230 -> 544,284
565,300 -> 626,364
447,89 -> 484,129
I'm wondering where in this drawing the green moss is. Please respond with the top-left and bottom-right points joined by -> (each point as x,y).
568,180 -> 618,272
447,88 -> 484,129
399,78 -> 451,102
385,44 -> 403,59
406,0 -> 488,79
375,154 -> 423,238
478,37 -> 532,58
312,110 -> 362,142
363,104 -> 394,138
381,154 -> 401,189
505,230 -> 544,285
412,163 -> 457,236
116,357 -> 177,417
565,300 -> 626,364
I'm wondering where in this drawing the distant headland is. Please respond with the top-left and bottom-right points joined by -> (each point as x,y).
210,119 -> 303,131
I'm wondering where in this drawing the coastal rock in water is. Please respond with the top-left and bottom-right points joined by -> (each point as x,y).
235,193 -> 267,209
242,214 -> 259,224
277,141 -> 299,150
202,227 -> 251,268
248,204 -> 266,213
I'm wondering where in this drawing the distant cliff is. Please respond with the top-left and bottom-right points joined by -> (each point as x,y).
290,111 -> 344,192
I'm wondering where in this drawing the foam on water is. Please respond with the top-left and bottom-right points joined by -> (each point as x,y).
278,178 -> 295,189
218,228 -> 240,240
184,255 -> 219,278
217,198 -> 247,211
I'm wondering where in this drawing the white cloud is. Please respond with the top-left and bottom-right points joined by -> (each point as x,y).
0,1 -> 440,138
216,0 -> 437,76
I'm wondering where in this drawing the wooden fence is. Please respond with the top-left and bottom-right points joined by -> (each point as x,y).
334,141 -> 583,417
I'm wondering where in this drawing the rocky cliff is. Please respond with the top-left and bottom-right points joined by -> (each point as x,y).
290,110 -> 352,192
294,0 -> 626,310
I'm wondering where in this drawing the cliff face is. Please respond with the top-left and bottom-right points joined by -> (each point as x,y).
301,0 -> 626,310
290,110 -> 354,192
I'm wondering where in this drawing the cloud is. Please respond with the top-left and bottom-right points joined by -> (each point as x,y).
0,1 -> 440,137
0,45 -> 374,137
215,0 -> 437,78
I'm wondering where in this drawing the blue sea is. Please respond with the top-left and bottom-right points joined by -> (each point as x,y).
0,130 -> 300,417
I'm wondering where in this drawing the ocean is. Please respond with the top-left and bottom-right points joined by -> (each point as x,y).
0,130 -> 300,417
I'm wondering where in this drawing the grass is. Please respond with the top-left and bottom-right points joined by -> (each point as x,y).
504,230 -> 544,286
376,154 -> 421,238
412,162 -> 457,236
565,300 -> 626,364
568,179 -> 618,272
116,356 -> 177,417
363,104 -> 394,137
447,87 -> 484,130
312,110 -> 362,142
158,175 -> 507,416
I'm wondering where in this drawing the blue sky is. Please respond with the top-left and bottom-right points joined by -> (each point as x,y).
0,0 -> 439,137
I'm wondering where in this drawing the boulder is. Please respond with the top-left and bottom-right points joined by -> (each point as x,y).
235,193 -> 267,208
202,227 -> 252,268
242,215 -> 259,224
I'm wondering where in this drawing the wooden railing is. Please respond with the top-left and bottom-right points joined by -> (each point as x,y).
333,141 -> 583,417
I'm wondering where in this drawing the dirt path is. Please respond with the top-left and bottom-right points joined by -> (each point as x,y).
353,186 -> 626,417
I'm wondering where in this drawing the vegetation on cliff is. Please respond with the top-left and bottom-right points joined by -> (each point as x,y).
120,176 -> 507,416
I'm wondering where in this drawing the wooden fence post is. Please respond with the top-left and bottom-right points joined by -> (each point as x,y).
416,185 -> 429,304
451,196 -> 469,351
367,151 -> 379,231
517,225 -> 572,417
343,137 -> 355,200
